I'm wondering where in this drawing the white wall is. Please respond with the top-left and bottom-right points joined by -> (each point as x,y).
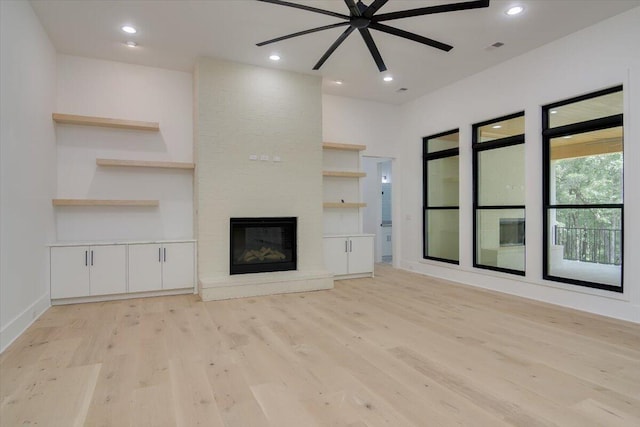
0,0 -> 57,351
400,7 -> 640,323
55,55 -> 193,241
323,95 -> 402,158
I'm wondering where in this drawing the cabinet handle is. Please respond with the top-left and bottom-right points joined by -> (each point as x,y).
85,250 -> 88,266
350,240 -> 353,252
159,248 -> 162,262
91,250 -> 94,266
164,247 -> 167,262
345,240 -> 348,253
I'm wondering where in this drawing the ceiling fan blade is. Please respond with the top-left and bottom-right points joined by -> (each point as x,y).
358,28 -> 387,72
257,0 -> 350,20
369,22 -> 453,52
363,0 -> 389,19
374,0 -> 489,22
313,26 -> 356,70
256,22 -> 350,46
344,0 -> 361,17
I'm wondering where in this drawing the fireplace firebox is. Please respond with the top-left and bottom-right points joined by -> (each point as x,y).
230,217 -> 297,275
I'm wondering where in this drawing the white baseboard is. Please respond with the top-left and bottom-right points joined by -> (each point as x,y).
333,272 -> 374,280
51,288 -> 195,305
401,260 -> 640,324
0,293 -> 50,353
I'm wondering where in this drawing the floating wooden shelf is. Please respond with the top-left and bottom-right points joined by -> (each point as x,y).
323,170 -> 366,178
323,202 -> 367,209
322,142 -> 366,151
52,199 -> 159,207
96,159 -> 195,170
52,113 -> 159,131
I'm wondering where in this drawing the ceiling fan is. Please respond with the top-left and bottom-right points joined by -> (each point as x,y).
256,0 -> 490,72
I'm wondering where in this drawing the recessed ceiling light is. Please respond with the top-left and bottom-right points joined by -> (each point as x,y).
492,125 -> 502,129
121,25 -> 137,34
383,76 -> 393,82
334,80 -> 343,85
269,54 -> 281,61
505,6 -> 524,16
125,41 -> 138,48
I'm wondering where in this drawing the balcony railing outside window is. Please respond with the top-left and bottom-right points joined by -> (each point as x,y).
554,225 -> 622,265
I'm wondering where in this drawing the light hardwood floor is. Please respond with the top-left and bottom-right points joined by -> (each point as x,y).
2,264 -> 640,426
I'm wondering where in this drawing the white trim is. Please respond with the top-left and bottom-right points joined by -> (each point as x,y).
323,233 -> 376,238
402,260 -> 639,324
416,258 -> 629,302
48,239 -> 196,247
0,292 -> 50,353
51,288 -> 194,305
333,272 -> 374,280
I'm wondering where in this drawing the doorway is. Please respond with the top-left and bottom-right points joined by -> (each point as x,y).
362,157 -> 393,264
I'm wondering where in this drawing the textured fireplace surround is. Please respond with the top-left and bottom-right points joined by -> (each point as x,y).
195,58 -> 333,300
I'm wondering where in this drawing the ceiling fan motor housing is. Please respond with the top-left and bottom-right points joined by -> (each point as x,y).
351,17 -> 371,29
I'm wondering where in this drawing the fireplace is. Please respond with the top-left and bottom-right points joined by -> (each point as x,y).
230,217 -> 297,275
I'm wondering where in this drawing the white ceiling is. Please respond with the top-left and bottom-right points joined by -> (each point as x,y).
30,0 -> 640,105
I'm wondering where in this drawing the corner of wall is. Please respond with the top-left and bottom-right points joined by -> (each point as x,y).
0,0 -> 57,353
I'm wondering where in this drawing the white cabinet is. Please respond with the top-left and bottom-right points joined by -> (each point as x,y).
162,242 -> 195,290
90,245 -> 127,296
323,235 -> 374,278
51,246 -> 90,298
50,245 -> 126,298
50,240 -> 195,302
128,242 -> 194,292
323,237 -> 349,276
128,244 -> 163,292
346,235 -> 374,274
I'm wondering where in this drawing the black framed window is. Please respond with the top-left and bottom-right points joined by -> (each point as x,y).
473,112 -> 525,275
423,130 -> 459,263
542,86 -> 623,292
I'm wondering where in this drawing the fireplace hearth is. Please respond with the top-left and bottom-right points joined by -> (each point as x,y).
230,217 -> 297,275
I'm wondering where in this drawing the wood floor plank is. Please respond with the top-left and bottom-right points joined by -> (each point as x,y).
169,356 -> 225,427
132,384 -> 178,427
1,363 -> 101,426
84,354 -> 137,426
573,397 -> 640,427
1,264 -> 639,426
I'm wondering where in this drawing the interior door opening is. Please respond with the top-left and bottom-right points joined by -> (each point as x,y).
362,157 -> 393,264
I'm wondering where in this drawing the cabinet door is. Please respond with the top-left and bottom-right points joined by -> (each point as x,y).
162,243 -> 194,290
51,246 -> 90,299
128,244 -> 162,292
89,245 -> 127,296
347,236 -> 374,275
323,238 -> 349,275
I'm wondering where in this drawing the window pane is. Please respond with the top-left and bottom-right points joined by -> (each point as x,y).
476,209 -> 525,271
478,144 -> 525,206
477,115 -> 524,143
550,127 -> 623,205
427,132 -> 459,153
548,208 -> 621,287
426,209 -> 459,262
549,90 -> 622,128
427,156 -> 459,207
